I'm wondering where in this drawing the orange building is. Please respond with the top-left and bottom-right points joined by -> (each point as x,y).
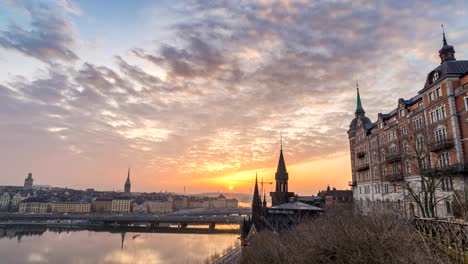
348,31 -> 468,218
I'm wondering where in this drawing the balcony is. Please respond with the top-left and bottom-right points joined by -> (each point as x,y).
386,154 -> 402,164
356,151 -> 366,159
348,180 -> 357,187
356,163 -> 369,172
385,172 -> 403,182
421,164 -> 468,176
429,139 -> 454,153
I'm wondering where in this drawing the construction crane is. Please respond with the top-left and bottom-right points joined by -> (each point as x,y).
230,176 -> 273,197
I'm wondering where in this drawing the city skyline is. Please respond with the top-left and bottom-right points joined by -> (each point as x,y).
1,1 -> 468,194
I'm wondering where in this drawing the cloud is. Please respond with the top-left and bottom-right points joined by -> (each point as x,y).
0,0 -> 467,192
0,1 -> 78,63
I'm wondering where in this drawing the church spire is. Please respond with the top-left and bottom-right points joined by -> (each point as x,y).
439,24 -> 456,63
355,80 -> 365,115
124,168 -> 131,193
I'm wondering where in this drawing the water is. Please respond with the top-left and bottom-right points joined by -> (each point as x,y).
0,226 -> 238,264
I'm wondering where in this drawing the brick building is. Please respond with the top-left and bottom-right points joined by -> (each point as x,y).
348,31 -> 468,218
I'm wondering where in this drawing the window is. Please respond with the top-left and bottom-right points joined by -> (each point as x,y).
430,106 -> 447,123
418,101 -> 423,108
403,141 -> 409,155
413,118 -> 422,130
392,164 -> 398,174
400,125 -> 407,136
441,177 -> 453,191
429,92 -> 434,102
379,135 -> 385,146
446,201 -> 452,215
399,109 -> 405,117
373,166 -> 378,179
432,71 -> 439,83
416,135 -> 423,151
464,96 -> 468,111
381,149 -> 386,161
435,87 -> 441,98
390,144 -> 397,155
420,157 -> 427,169
405,160 -> 411,174
438,152 -> 450,168
434,127 -> 447,142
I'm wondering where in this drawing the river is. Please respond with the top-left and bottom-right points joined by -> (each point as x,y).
0,225 -> 239,264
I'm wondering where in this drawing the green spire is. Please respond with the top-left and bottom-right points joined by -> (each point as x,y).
356,79 -> 364,112
356,87 -> 363,110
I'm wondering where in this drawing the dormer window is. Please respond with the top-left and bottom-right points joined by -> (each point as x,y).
399,109 -> 405,117
432,71 -> 439,83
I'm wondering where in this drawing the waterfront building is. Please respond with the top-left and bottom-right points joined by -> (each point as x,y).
51,202 -> 91,213
10,193 -> 26,211
111,197 -> 132,213
0,192 -> 10,211
172,196 -> 188,210
92,198 -> 113,213
317,186 -> 353,206
348,32 -> 468,218
24,173 -> 33,189
19,198 -> 49,213
133,202 -> 147,213
124,168 -> 131,193
145,200 -> 173,214
226,198 -> 239,208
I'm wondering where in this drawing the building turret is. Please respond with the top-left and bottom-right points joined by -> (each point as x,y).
348,84 -> 372,138
24,173 -> 33,189
124,168 -> 131,193
439,25 -> 456,63
270,134 -> 295,206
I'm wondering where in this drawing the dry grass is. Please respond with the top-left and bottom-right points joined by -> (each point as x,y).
241,207 -> 454,264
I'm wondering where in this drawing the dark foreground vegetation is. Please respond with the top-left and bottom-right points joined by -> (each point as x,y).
241,207 -> 454,264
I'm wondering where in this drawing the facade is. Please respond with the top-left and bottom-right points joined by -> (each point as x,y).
92,198 -> 113,213
145,200 -> 173,214
51,202 -> 91,213
0,192 -> 10,211
124,168 -> 131,193
10,193 -> 26,211
19,199 -> 49,213
348,33 -> 468,218
111,197 -> 132,213
24,173 -> 33,189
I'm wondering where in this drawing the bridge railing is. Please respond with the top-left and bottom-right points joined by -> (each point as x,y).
412,218 -> 468,262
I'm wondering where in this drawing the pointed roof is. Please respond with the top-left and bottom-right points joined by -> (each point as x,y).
125,168 -> 131,185
275,149 -> 288,180
356,87 -> 363,111
252,173 -> 262,207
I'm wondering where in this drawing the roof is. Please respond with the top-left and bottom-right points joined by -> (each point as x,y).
423,60 -> 468,90
270,201 -> 323,211
275,150 -> 288,180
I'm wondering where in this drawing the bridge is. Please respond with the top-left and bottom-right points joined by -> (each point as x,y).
0,213 -> 241,230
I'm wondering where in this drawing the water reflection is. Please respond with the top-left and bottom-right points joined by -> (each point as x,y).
0,226 -> 238,264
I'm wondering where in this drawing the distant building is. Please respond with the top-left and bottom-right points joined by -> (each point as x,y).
111,197 -> 132,213
10,193 -> 26,211
133,202 -> 147,213
92,198 -> 113,213
24,173 -> 33,189
124,168 -> 131,193
0,192 -> 10,211
317,186 -> 353,206
145,200 -> 173,214
19,198 -> 49,213
51,202 -> 91,213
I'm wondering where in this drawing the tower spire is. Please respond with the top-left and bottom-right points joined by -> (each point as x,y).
280,129 -> 283,151
442,24 -> 447,46
356,80 -> 363,111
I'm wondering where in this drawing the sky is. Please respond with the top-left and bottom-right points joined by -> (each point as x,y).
0,0 -> 467,195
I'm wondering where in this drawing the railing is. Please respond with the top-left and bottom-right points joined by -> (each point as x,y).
212,246 -> 241,264
386,154 -> 401,164
429,139 -> 454,152
357,151 -> 366,159
420,164 -> 468,176
356,163 -> 369,172
385,172 -> 403,182
348,180 -> 357,187
412,218 -> 468,263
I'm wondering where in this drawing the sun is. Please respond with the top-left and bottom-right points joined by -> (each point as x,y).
228,185 -> 233,191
